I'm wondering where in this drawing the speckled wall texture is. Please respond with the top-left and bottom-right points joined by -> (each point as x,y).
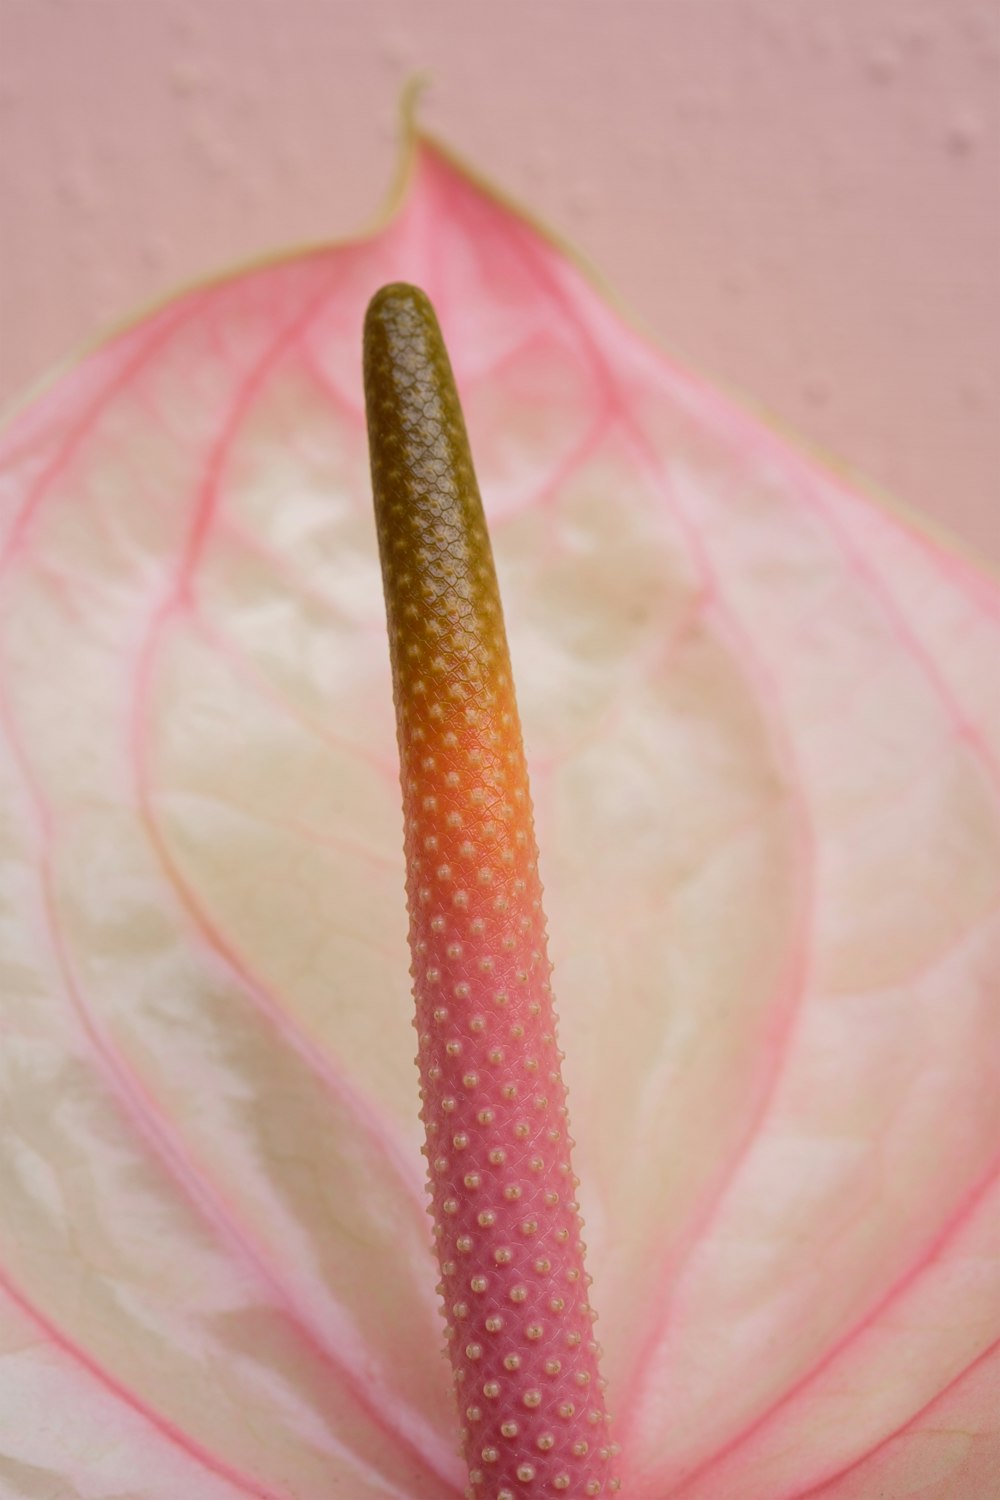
1,0 -> 997,560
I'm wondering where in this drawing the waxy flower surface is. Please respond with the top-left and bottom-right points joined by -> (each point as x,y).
0,136 -> 998,1499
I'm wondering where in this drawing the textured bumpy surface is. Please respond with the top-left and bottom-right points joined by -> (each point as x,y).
365,284 -> 619,1497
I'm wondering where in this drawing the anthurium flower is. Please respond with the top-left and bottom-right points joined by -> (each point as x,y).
0,129 -> 998,1500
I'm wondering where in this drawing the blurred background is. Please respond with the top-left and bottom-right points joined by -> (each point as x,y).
1,0 -> 997,561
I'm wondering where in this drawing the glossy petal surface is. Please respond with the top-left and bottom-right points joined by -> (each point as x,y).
0,138 -> 998,1499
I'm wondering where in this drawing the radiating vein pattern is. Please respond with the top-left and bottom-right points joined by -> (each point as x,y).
0,137 -> 997,1500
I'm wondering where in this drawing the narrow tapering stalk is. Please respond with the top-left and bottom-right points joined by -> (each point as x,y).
364,285 -> 621,1498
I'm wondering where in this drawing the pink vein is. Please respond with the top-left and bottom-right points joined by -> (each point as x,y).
211,509 -> 381,635
125,280 -> 461,1491
0,604 -> 293,1496
49,867 -> 441,1498
642,315 -> 1000,1495
627,307 -> 1000,777
646,334 -> 1000,634
0,273 -> 457,1492
0,566 -> 454,1495
0,299 -> 204,577
662,1149 -> 1000,1498
594,338 -> 1000,1500
787,1334 -> 1000,1500
455,185 -> 817,1471
651,469 -> 1000,1499
129,309 -> 428,1227
174,781 -> 402,871
0,1269 -> 276,1500
191,606 -> 398,779
801,471 -> 1000,791
615,415 -> 815,1452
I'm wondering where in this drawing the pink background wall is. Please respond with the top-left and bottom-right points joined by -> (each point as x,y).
1,0 -> 997,561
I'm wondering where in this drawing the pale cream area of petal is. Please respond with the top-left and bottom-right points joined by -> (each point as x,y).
801,1344 -> 1000,1499
0,1290 -> 253,1500
665,1177 -> 1000,1498
615,373 -> 1000,1487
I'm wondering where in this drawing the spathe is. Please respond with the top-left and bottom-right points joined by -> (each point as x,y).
0,129 -> 998,1498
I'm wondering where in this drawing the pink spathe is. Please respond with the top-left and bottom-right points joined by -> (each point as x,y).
0,122 -> 998,1497
0,0 -> 997,564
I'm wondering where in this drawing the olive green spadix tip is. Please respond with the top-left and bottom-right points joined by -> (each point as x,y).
363,284 -> 622,1497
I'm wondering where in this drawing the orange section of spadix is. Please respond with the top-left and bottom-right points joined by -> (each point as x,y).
364,283 -> 621,1497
